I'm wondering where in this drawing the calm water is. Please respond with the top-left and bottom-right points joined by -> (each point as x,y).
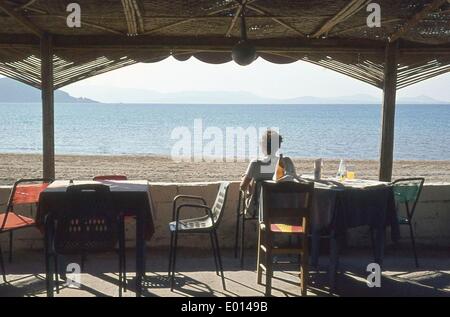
0,103 -> 449,160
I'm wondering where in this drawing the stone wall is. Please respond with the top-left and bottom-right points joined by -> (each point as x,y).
0,182 -> 449,251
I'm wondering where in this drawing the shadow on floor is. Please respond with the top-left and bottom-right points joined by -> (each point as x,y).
0,247 -> 449,297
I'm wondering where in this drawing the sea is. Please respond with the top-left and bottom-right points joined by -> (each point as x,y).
0,103 -> 449,160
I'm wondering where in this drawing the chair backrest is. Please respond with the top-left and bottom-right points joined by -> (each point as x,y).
243,180 -> 264,218
6,178 -> 52,211
93,175 -> 128,181
393,178 -> 425,218
210,182 -> 230,227
50,184 -> 120,254
261,181 -> 314,230
2,178 -> 52,229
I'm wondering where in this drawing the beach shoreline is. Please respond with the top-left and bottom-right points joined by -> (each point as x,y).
1,153 -> 450,185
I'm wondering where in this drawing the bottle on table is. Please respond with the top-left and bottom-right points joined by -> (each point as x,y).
314,158 -> 323,180
274,154 -> 286,181
336,159 -> 347,181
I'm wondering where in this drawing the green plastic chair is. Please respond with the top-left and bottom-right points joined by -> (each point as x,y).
168,182 -> 230,291
393,178 -> 425,267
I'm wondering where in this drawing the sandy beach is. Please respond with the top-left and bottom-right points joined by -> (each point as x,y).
0,153 -> 449,185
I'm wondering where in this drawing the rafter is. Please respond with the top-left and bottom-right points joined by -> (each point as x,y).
389,0 -> 449,42
5,0 -> 45,14
142,1 -> 250,35
225,0 -> 263,37
0,0 -> 44,37
330,18 -> 402,36
121,0 -> 144,36
246,3 -> 305,37
311,0 -> 370,38
15,0 -> 37,11
226,0 -> 246,37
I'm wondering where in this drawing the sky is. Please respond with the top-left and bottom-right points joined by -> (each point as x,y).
60,56 -> 450,103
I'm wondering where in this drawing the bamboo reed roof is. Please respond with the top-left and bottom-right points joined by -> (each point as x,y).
0,0 -> 449,89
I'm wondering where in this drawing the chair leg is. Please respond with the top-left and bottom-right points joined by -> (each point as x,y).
44,224 -> 54,297
118,223 -> 123,297
256,226 -> 263,285
0,245 -> 6,282
300,236 -> 309,296
121,220 -> 127,293
118,251 -> 123,297
122,247 -> 127,292
45,252 -> 54,297
264,245 -> 272,297
210,233 -> 220,276
212,229 -> 226,290
168,231 -> 174,277
170,230 -> 179,291
408,223 -> 419,268
240,216 -> 246,268
54,254 -> 59,294
8,231 -> 13,263
234,210 -> 240,258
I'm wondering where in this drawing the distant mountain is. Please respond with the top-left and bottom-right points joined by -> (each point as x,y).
0,78 -> 98,103
396,95 -> 448,104
63,85 -> 272,104
284,94 -> 448,104
284,93 -> 381,104
2,78 -> 447,104
62,84 -> 450,105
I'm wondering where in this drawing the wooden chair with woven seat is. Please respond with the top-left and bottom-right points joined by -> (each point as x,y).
257,180 -> 314,296
0,178 -> 52,282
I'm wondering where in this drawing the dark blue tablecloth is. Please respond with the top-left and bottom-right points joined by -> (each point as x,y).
334,185 -> 399,242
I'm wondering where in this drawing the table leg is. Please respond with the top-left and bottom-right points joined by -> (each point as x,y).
135,212 -> 145,297
44,222 -> 54,297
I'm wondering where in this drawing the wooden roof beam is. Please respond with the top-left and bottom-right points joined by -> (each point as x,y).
47,35 -> 385,52
0,0 -> 44,37
312,0 -> 371,38
389,0 -> 449,42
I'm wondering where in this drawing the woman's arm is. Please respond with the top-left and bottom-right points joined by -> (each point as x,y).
240,175 -> 252,191
240,160 -> 257,191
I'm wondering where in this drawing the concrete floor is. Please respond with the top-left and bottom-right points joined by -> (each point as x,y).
0,246 -> 449,297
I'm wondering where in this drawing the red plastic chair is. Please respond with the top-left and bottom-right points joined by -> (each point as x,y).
0,178 -> 52,281
93,175 -> 128,181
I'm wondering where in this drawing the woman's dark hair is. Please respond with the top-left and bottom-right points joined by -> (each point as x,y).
263,129 -> 283,155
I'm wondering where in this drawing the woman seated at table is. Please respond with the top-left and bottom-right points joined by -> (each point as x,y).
240,129 -> 296,192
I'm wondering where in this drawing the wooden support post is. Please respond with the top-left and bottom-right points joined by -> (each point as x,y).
41,33 -> 55,180
379,41 -> 398,182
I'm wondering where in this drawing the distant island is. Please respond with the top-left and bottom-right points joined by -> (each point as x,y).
0,78 -> 98,103
62,85 -> 450,105
1,77 -> 449,104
